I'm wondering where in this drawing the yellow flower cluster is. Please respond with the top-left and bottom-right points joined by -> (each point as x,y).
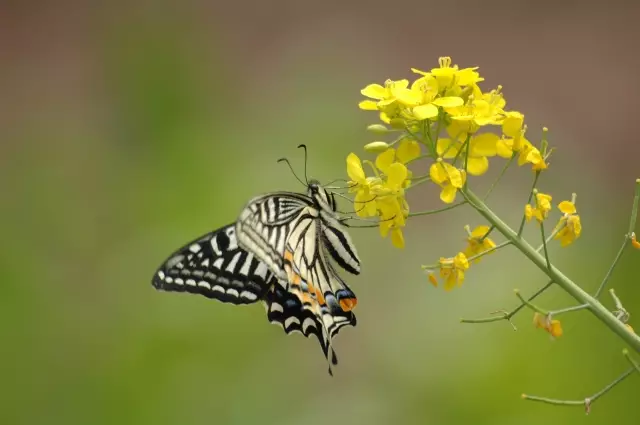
428,225 -> 496,290
349,57 -> 551,248
346,139 -> 419,248
525,193 -> 582,246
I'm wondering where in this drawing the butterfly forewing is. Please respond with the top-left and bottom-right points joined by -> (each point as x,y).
235,192 -> 313,282
152,224 -> 273,304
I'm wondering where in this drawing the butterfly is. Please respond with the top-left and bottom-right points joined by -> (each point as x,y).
152,146 -> 361,374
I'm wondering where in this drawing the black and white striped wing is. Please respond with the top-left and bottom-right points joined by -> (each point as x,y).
235,192 -> 313,282
152,224 -> 274,304
264,285 -> 356,373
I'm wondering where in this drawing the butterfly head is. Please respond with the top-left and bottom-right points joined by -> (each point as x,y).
308,179 -> 337,212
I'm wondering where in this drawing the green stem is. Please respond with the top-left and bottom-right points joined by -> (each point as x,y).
514,289 -> 548,315
628,179 -> 640,235
539,222 -> 551,270
595,238 -> 628,298
517,172 -> 541,236
522,367 -> 636,413
461,281 -> 554,325
535,224 -> 562,253
623,349 -> 640,374
484,153 -> 515,201
409,201 -> 466,217
462,188 -> 640,353
549,304 -> 589,317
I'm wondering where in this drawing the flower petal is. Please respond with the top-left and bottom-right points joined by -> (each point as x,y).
436,138 -> 459,159
413,103 -> 439,120
361,84 -> 386,99
432,96 -> 464,108
387,162 -> 408,187
375,148 -> 395,174
396,140 -> 421,163
558,200 -> 576,215
391,228 -> 405,249
358,100 -> 379,110
471,133 -> 499,156
347,153 -> 366,182
467,156 -> 489,176
440,184 -> 457,204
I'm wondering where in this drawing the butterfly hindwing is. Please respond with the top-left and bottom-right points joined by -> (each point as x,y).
152,224 -> 273,304
264,285 -> 356,372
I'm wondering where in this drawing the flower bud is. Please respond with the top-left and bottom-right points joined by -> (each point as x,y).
366,124 -> 389,133
363,141 -> 391,153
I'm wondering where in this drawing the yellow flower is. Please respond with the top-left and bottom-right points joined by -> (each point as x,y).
376,162 -> 410,249
430,159 -> 466,204
525,192 -> 552,222
412,57 -> 484,90
437,133 -> 499,176
497,111 -> 526,156
632,233 -> 640,249
438,252 -> 470,291
626,324 -> 635,334
346,153 -> 382,217
554,200 -> 582,246
392,73 -> 463,121
533,312 -> 563,338
464,225 -> 497,263
359,79 -> 410,124
446,84 -> 506,131
518,140 -> 548,171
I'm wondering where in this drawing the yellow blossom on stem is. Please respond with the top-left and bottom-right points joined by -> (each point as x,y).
446,85 -> 506,131
412,57 -> 484,91
383,70 -> 464,121
554,200 -> 582,246
437,133 -> 499,176
377,162 -> 410,249
464,225 -> 497,263
533,312 -> 563,338
428,272 -> 438,287
359,79 -> 411,125
631,232 -> 640,249
525,192 -> 552,222
437,252 -> 470,291
346,153 -> 382,217
430,159 -> 466,204
518,140 -> 548,171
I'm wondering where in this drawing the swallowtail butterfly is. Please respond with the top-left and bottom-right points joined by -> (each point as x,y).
152,148 -> 361,374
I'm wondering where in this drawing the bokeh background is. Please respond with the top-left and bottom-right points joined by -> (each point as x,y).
2,1 -> 640,424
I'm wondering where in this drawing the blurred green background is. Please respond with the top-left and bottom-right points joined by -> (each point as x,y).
2,1 -> 640,424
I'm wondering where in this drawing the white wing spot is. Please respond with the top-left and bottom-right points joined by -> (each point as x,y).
157,271 -> 165,280
270,302 -> 284,313
240,291 -> 258,301
227,288 -> 240,298
239,253 -> 253,276
175,278 -> 184,285
186,279 -> 196,286
212,285 -> 225,293
226,252 -> 241,273
165,277 -> 173,284
284,317 -> 300,329
198,281 -> 211,289
201,258 -> 210,268
189,244 -> 201,253
254,262 -> 268,280
213,258 -> 224,270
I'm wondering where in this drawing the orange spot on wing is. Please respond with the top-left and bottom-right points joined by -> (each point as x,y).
315,289 -> 326,305
339,297 -> 358,312
284,250 -> 294,262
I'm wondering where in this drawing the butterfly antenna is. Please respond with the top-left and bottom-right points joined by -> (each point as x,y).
277,157 -> 307,187
297,144 -> 310,185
